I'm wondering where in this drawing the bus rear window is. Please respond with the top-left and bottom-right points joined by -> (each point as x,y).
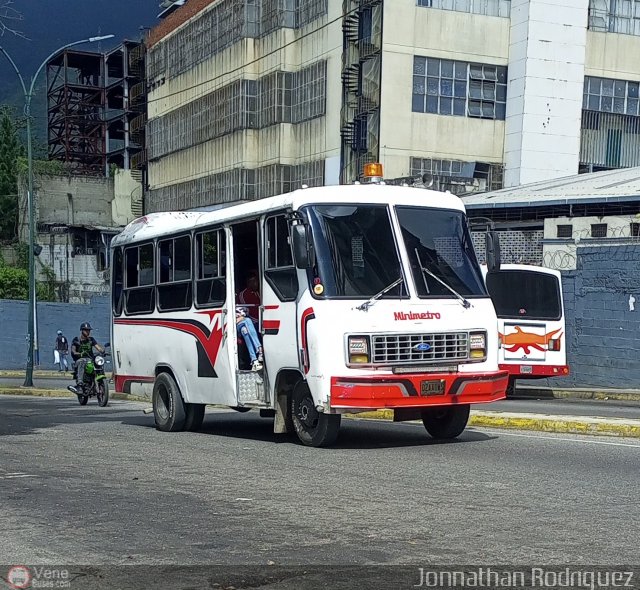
486,270 -> 561,321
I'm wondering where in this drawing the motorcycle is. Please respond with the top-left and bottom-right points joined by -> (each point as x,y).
67,344 -> 110,407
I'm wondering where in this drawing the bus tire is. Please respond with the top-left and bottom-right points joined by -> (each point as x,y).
291,382 -> 340,447
184,403 -> 205,432
152,372 -> 186,432
421,405 -> 470,439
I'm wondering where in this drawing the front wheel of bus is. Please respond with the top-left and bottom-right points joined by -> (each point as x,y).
291,383 -> 340,447
152,372 -> 186,432
184,403 -> 205,432
421,405 -> 470,439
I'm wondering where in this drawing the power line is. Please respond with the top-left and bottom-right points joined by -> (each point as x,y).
146,6 -> 360,108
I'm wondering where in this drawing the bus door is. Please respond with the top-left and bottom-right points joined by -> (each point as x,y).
230,220 -> 268,405
260,214 -> 301,394
192,226 -> 237,406
484,265 -> 568,378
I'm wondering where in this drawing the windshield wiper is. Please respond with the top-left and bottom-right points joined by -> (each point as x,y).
414,248 -> 471,309
356,277 -> 404,312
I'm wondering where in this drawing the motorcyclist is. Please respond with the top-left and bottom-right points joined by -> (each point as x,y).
68,322 -> 105,394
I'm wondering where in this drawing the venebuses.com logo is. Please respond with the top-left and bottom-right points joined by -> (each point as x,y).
6,565 -> 70,589
7,566 -> 31,589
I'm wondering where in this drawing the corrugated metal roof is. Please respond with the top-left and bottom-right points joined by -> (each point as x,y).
461,167 -> 640,209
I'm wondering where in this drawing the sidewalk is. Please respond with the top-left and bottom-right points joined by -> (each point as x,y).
1,386 -> 639,439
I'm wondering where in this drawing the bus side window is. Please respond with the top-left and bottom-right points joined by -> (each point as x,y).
124,243 -> 156,315
265,214 -> 298,301
157,235 -> 192,312
196,229 -> 226,307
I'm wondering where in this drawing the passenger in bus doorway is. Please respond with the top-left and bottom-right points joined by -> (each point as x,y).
237,270 -> 260,323
236,307 -> 263,371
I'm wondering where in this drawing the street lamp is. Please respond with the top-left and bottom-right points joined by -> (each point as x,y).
0,34 -> 114,387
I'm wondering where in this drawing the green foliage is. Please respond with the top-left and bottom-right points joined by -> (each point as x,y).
0,106 -> 24,242
16,157 -> 66,177
0,243 -> 57,301
36,263 -> 57,302
0,264 -> 28,299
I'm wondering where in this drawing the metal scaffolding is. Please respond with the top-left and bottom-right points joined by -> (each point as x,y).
47,41 -> 145,176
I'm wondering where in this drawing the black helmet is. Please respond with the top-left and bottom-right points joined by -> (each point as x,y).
80,322 -> 92,331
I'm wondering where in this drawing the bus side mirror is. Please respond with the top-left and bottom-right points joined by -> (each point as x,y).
292,224 -> 314,269
486,230 -> 501,272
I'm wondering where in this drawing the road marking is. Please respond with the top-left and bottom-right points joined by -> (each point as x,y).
0,473 -> 38,479
490,430 -> 640,448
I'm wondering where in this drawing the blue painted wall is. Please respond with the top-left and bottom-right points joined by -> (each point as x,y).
558,244 -> 640,389
0,297 -> 110,370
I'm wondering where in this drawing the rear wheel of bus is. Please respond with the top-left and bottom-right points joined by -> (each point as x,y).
291,382 -> 340,447
152,372 -> 186,432
421,405 -> 470,439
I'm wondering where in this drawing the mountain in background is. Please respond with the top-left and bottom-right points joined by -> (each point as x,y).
0,0 -> 161,131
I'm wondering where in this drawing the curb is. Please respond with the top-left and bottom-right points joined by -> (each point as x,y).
515,386 -> 640,403
0,388 -> 148,403
2,388 -> 638,438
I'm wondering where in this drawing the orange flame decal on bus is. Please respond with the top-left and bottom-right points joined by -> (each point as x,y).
499,327 -> 563,354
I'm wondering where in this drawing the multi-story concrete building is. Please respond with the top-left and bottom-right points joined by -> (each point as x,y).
145,0 -> 640,212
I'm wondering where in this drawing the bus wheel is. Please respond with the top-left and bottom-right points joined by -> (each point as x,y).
291,383 -> 340,447
184,403 -> 205,432
152,372 -> 186,432
506,377 -> 517,398
421,405 -> 470,439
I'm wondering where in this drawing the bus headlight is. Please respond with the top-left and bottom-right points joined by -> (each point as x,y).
348,336 -> 370,364
469,332 -> 487,360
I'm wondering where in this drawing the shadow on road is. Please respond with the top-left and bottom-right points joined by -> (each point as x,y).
0,396 -> 496,449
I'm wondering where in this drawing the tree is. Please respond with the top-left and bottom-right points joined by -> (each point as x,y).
0,0 -> 25,38
0,106 -> 23,241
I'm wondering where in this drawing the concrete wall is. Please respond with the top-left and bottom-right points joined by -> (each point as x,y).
0,298 -> 111,370
504,0 -> 588,187
558,244 -> 640,389
380,2 -> 509,179
19,175 -> 114,241
113,169 -> 140,226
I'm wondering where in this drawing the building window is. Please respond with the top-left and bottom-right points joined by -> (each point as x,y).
412,57 -> 507,120
417,0 -> 511,18
631,222 -> 640,237
588,0 -> 640,36
583,76 -> 640,116
409,158 -> 503,194
557,225 -> 573,238
591,223 -> 608,238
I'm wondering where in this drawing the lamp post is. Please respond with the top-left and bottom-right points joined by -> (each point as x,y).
0,34 -> 114,387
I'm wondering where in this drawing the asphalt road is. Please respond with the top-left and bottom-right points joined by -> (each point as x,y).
2,376 -> 640,419
1,394 -> 638,580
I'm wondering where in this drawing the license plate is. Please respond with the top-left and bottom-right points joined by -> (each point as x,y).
520,365 -> 533,374
421,380 -> 445,396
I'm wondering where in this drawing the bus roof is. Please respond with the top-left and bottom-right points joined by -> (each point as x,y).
112,183 -> 467,247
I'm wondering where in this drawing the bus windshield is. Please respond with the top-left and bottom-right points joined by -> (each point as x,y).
395,206 -> 487,299
486,270 -> 562,320
304,204 -> 407,298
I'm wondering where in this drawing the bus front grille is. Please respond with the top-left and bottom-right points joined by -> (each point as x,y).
372,332 -> 469,364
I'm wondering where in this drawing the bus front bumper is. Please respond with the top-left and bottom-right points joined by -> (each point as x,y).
330,371 -> 508,410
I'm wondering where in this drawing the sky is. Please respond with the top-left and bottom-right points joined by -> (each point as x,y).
0,0 -> 160,106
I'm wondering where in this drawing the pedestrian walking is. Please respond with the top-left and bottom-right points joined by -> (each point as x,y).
54,330 -> 69,373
